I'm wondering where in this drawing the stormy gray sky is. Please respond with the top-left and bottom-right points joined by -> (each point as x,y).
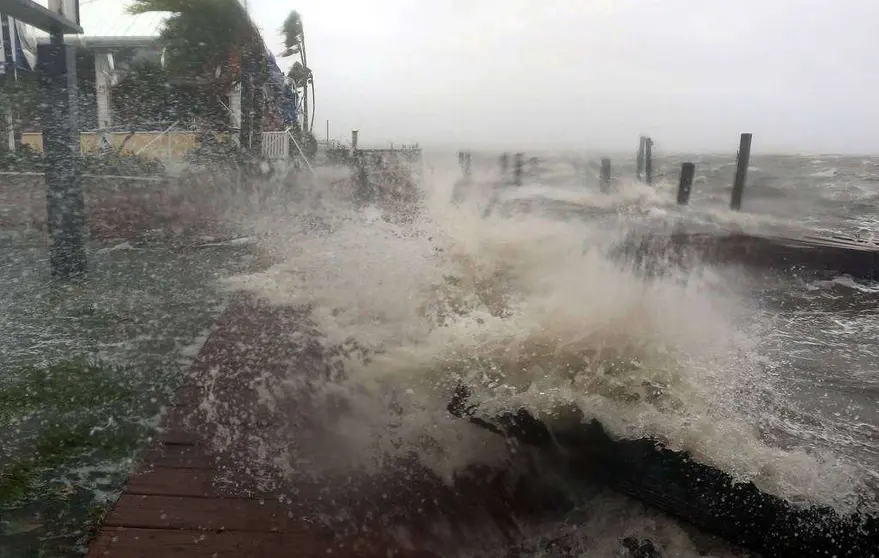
248,0 -> 879,154
75,0 -> 879,153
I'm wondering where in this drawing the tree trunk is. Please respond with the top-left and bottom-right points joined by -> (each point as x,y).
301,83 -> 309,134
237,47 -> 265,158
238,68 -> 252,151
300,36 -> 309,134
251,70 -> 264,157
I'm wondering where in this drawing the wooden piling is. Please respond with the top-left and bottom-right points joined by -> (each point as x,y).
644,138 -> 654,185
677,162 -> 695,205
636,137 -> 646,181
513,152 -> 524,186
730,133 -> 752,211
600,158 -> 611,193
459,151 -> 472,182
500,152 -> 509,180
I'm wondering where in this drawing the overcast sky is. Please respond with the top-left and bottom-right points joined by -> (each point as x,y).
247,0 -> 879,154
77,0 -> 879,153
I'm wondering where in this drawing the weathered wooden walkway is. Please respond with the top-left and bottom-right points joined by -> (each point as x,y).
87,295 -> 539,558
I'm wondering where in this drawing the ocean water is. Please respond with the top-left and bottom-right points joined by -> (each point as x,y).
199,152 -> 878,555
77,153 -> 879,556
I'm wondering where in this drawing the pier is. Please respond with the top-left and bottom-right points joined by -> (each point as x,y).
86,296 -> 540,557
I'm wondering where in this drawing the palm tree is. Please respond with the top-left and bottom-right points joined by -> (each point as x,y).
280,10 -> 314,134
129,0 -> 254,86
128,0 -> 268,152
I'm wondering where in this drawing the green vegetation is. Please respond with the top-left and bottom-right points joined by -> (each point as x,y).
0,358 -> 151,509
129,0 -> 270,154
129,0 -> 257,88
0,357 -> 158,555
111,60 -> 230,132
0,144 -> 165,176
281,10 -> 315,135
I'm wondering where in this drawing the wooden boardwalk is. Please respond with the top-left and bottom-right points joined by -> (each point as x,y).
87,295 -> 540,558
617,225 -> 879,281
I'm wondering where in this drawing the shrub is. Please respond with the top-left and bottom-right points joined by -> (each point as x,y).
0,145 -> 165,176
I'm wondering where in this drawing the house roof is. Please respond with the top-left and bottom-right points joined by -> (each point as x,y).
31,0 -> 169,38
10,1 -> 299,126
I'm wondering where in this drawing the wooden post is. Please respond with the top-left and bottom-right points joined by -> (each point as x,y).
38,32 -> 86,279
513,152 -> 524,186
730,133 -> 752,211
677,162 -> 695,205
500,152 -> 509,181
354,155 -> 370,203
644,137 -> 653,185
636,136 -> 646,181
600,158 -> 611,193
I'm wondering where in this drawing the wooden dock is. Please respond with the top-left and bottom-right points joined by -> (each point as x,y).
505,195 -> 879,280
638,228 -> 879,280
86,295 -> 544,558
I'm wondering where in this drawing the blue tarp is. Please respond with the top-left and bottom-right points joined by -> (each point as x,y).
0,15 -> 35,76
265,51 -> 298,126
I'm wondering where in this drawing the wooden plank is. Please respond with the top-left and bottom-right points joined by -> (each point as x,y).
141,444 -> 215,470
87,527 -> 424,558
173,385 -> 201,408
125,466 -> 270,500
104,495 -> 313,533
154,426 -> 199,446
121,465 -> 472,510
87,528 -> 282,558
100,496 -> 442,555
126,467 -> 219,498
153,406 -> 206,446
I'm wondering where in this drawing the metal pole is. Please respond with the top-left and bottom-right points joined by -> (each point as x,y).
39,30 -> 86,278
286,127 -> 318,180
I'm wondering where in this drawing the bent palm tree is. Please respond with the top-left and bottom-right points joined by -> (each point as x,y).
281,10 -> 314,134
129,0 -> 268,153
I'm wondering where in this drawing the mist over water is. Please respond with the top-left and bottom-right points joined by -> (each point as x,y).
212,152 -> 876,555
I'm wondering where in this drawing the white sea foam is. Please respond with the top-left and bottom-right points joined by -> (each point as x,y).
216,157 -> 870,525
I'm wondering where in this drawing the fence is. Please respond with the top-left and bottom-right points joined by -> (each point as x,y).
262,131 -> 290,160
16,129 -> 361,168
20,131 -> 199,165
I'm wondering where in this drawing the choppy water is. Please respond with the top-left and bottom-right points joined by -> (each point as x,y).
214,153 -> 878,555
4,152 -> 876,556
